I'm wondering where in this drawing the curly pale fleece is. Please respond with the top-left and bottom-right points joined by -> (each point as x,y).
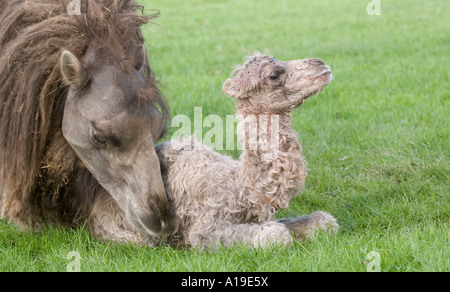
154,52 -> 338,248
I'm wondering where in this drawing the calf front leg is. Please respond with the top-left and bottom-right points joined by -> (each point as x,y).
277,211 -> 339,242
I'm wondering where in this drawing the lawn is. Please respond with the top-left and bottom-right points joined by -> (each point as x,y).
0,0 -> 448,272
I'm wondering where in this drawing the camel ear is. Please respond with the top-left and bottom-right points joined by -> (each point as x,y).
222,75 -> 259,99
61,50 -> 87,90
134,44 -> 146,71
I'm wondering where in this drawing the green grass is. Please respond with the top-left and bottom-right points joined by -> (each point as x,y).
1,0 -> 449,271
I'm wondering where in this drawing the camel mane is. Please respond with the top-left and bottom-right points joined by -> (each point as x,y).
0,0 -> 167,227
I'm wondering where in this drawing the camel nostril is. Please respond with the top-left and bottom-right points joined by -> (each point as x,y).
137,211 -> 163,235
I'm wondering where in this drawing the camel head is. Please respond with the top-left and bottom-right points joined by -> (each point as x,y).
60,45 -> 177,239
223,52 -> 332,113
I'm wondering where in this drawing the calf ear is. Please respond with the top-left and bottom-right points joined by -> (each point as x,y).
60,50 -> 87,90
222,75 -> 259,99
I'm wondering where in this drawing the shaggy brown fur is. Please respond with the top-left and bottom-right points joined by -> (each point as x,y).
0,0 -> 168,230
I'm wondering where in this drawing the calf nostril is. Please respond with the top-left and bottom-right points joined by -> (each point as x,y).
309,58 -> 325,65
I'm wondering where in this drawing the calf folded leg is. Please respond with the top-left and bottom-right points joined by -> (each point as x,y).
278,211 -> 338,242
189,221 -> 293,249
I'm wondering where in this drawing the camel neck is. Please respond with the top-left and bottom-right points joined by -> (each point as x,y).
235,110 -> 301,156
235,108 -> 306,213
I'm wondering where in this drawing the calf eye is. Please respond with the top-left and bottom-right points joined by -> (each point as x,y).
269,73 -> 279,80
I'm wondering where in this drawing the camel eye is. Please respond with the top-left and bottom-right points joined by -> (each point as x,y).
91,124 -> 121,149
93,133 -> 107,146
